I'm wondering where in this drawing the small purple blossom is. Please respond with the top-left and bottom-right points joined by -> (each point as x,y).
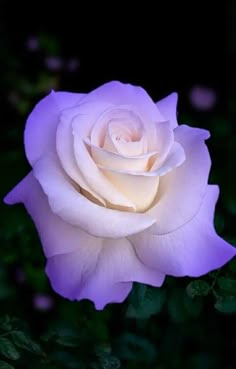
33,293 -> 54,311
45,56 -> 63,71
15,267 -> 25,284
189,85 -> 217,111
66,58 -> 80,72
26,36 -> 39,52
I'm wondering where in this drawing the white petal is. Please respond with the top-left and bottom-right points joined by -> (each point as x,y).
24,91 -> 84,165
131,185 -> 236,276
156,92 -> 178,129
147,125 -> 211,234
73,131 -> 136,210
33,154 -> 157,238
56,116 -> 105,206
101,168 -> 159,212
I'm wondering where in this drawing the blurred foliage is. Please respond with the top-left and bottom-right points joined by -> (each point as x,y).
0,17 -> 236,369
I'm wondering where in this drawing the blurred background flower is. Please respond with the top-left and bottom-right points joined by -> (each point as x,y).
189,85 -> 217,111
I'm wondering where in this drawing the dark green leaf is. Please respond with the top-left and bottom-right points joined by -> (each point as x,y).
0,317 -> 12,332
95,353 -> 120,369
11,331 -> 43,355
127,286 -> 166,319
186,280 -> 211,298
40,330 -> 57,342
49,351 -> 82,368
214,296 -> 236,313
0,338 -> 20,360
168,289 -> 188,323
56,335 -> 80,348
0,360 -> 15,369
217,277 -> 236,294
129,283 -> 147,306
115,333 -> 156,362
8,317 -> 29,333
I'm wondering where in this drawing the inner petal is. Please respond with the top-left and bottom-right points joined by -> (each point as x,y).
90,106 -> 146,157
85,138 -> 158,172
101,168 -> 160,212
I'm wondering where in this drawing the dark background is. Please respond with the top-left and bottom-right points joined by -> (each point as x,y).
0,3 -> 236,369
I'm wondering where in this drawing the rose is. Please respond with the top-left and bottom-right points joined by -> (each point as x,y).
4,81 -> 235,309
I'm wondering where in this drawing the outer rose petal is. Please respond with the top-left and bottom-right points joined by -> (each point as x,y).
156,92 -> 178,129
80,81 -> 165,124
4,173 -> 164,309
24,91 -> 84,165
33,154 -> 157,238
4,173 -> 81,257
148,125 -> 211,234
131,185 -> 236,276
47,238 -> 165,310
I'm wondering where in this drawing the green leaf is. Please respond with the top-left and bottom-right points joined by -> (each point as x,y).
186,280 -> 211,298
49,351 -> 82,369
0,360 -> 15,369
94,345 -> 120,369
0,317 -> 12,332
217,277 -> 236,294
130,283 -> 147,306
127,286 -> 166,319
0,338 -> 20,360
115,333 -> 156,362
11,331 -> 43,355
56,335 -> 81,348
214,296 -> 236,313
40,330 -> 57,342
95,353 -> 120,369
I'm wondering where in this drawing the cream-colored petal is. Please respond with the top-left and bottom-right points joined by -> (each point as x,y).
101,168 -> 159,212
150,141 -> 186,176
73,129 -> 136,210
56,116 -> 105,206
33,153 -> 157,238
86,138 -> 157,172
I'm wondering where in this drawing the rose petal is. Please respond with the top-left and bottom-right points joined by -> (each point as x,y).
97,140 -> 185,178
101,168 -> 160,212
87,139 -> 157,172
131,185 -> 236,276
73,131 -> 137,210
82,81 -> 165,124
56,115 -> 106,206
47,237 -> 165,309
4,173 -> 81,257
103,118 -> 149,155
69,81 -> 165,152
4,174 -> 133,309
156,92 -> 178,129
33,154 -> 157,238
147,125 -> 211,234
148,121 -> 174,164
24,91 -> 84,165
150,141 -> 186,176
90,106 -> 143,147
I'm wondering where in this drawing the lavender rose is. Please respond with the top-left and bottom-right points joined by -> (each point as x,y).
4,81 -> 235,309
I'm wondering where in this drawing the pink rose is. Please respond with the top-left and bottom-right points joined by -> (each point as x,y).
4,81 -> 235,309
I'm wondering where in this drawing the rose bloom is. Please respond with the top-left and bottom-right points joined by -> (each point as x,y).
4,81 -> 235,309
